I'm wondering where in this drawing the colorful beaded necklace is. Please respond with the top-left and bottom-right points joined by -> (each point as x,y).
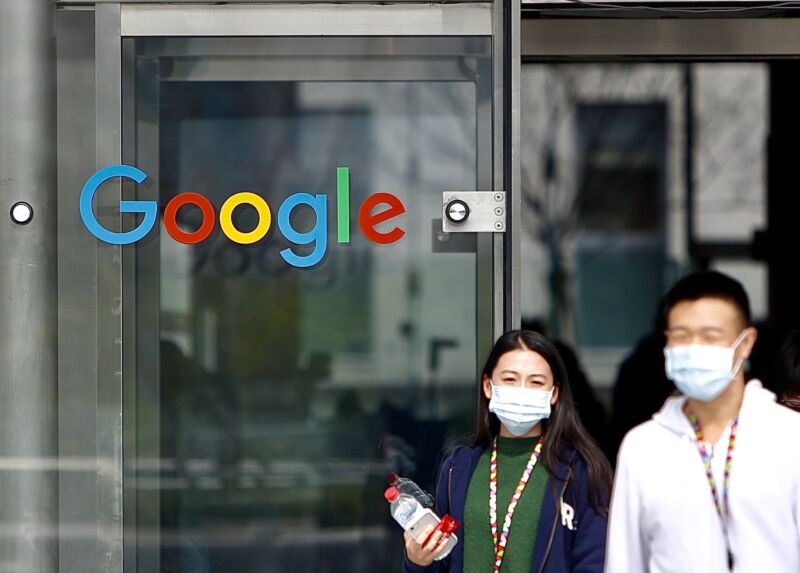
687,413 -> 738,571
488,434 -> 545,573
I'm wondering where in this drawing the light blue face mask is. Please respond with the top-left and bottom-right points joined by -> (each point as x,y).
488,383 -> 553,436
664,331 -> 748,402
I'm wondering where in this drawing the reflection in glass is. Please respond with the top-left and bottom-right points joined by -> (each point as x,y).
521,62 -> 769,379
520,63 -> 769,461
127,37 -> 491,572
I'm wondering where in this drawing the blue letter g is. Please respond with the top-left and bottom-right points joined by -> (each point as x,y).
80,165 -> 157,245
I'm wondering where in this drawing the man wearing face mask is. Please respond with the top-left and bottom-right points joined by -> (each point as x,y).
605,271 -> 800,573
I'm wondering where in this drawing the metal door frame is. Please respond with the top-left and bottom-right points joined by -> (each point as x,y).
522,18 -> 800,58
89,3 -> 515,571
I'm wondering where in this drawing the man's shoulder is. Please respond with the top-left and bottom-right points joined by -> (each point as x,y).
760,399 -> 800,431
624,418 -> 667,441
746,380 -> 800,431
617,419 -> 674,458
743,392 -> 800,471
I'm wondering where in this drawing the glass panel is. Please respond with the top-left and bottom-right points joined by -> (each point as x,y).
709,260 -> 768,322
125,37 -> 492,573
520,62 -> 769,462
573,101 -> 668,348
520,63 -> 681,355
693,64 -> 768,242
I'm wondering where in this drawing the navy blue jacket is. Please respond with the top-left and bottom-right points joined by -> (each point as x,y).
403,444 -> 608,573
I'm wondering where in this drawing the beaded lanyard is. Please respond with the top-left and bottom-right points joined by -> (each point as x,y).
687,414 -> 738,571
489,435 -> 545,573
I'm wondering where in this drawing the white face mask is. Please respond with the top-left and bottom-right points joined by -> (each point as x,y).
488,383 -> 553,436
664,331 -> 748,402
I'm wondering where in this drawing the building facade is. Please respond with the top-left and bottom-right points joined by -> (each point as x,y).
3,2 -> 800,572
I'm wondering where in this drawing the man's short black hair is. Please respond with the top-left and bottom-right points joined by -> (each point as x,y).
781,330 -> 800,394
662,271 -> 752,328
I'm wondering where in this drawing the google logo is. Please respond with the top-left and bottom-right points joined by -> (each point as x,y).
80,164 -> 406,268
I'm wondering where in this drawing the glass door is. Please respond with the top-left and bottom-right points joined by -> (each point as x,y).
121,34 -> 496,573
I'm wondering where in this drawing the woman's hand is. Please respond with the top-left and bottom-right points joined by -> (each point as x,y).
404,524 -> 452,567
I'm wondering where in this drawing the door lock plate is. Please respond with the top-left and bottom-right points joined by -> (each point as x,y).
442,191 -> 505,233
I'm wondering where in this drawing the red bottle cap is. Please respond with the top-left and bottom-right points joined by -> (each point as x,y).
421,514 -> 460,548
384,486 -> 400,502
438,514 -> 460,535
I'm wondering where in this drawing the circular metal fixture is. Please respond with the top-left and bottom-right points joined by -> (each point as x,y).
445,199 -> 470,224
10,202 -> 33,225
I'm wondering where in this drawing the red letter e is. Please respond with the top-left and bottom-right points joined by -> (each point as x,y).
358,193 -> 406,244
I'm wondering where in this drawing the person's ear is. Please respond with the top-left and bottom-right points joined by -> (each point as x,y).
739,326 -> 758,360
550,385 -> 559,406
482,376 -> 492,400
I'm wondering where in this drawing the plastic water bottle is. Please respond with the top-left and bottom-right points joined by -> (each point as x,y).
388,473 -> 435,509
384,485 -> 460,561
384,486 -> 423,528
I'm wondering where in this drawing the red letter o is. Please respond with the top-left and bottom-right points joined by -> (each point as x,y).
164,193 -> 216,244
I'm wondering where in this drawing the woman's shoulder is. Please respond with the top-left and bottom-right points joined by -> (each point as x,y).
444,442 -> 483,463
437,442 -> 485,474
554,443 -> 612,511
549,443 -> 591,482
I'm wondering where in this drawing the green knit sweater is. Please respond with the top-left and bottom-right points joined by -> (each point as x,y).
463,436 -> 549,573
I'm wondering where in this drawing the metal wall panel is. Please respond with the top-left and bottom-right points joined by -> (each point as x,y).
59,0 -> 484,4
0,0 -> 58,571
522,18 -> 800,58
94,5 -> 125,573
120,3 -> 493,37
56,9 -> 102,573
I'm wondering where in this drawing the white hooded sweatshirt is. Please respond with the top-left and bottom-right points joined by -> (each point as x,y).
605,380 -> 800,573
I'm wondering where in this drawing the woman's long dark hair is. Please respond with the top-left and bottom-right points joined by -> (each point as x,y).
473,330 -> 613,513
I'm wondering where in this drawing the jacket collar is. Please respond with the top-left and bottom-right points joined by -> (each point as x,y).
652,379 -> 773,437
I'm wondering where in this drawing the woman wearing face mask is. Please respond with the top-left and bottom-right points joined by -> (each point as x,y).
403,330 -> 612,573
606,271 -> 800,573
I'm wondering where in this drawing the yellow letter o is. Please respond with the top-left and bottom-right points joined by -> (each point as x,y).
219,192 -> 272,244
